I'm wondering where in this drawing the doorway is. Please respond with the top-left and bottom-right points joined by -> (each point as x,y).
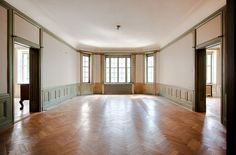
206,44 -> 222,121
195,43 -> 222,122
14,43 -> 30,122
13,42 -> 41,122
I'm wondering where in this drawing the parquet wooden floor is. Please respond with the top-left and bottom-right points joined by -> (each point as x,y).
0,95 -> 226,155
14,98 -> 30,122
206,97 -> 221,122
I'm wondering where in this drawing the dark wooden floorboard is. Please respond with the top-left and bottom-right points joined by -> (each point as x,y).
0,95 -> 226,155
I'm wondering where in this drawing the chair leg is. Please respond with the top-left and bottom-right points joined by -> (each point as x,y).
19,100 -> 24,110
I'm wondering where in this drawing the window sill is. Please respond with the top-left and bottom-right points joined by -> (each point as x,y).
17,83 -> 29,85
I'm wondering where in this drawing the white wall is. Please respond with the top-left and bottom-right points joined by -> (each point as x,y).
0,6 -> 8,94
13,47 -> 20,98
196,15 -> 222,45
156,52 -> 160,83
216,47 -> 222,97
135,54 -> 144,83
93,55 -> 101,83
14,14 -> 40,45
216,48 -> 222,85
77,52 -> 80,83
160,32 -> 195,90
42,31 -> 79,88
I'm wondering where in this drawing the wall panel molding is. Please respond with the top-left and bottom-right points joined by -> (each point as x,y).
0,4 -> 13,132
159,84 -> 194,110
0,94 -> 12,130
42,84 -> 78,110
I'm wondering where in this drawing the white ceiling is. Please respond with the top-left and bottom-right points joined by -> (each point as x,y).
5,0 -> 226,51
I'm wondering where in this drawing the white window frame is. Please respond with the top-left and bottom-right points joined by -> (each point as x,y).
82,54 -> 90,83
17,49 -> 29,84
105,56 -> 131,83
206,51 -> 217,84
145,54 -> 155,83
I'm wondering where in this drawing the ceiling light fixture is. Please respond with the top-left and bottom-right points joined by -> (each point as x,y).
116,25 -> 121,30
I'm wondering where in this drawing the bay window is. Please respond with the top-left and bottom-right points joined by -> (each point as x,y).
105,56 -> 131,83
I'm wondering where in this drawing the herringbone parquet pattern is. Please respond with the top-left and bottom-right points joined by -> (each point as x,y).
0,95 -> 226,155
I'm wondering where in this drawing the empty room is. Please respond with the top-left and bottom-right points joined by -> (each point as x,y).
0,0 -> 235,155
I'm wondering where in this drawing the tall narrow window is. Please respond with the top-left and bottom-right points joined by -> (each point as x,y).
206,53 -> 212,84
206,51 -> 217,84
17,50 -> 29,84
119,58 -> 126,82
126,58 -> 131,83
146,55 -> 154,83
105,57 -> 110,83
82,55 -> 90,83
105,56 -> 131,83
111,58 -> 118,82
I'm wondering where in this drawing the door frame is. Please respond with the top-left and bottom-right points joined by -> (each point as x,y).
195,38 -> 223,119
13,38 -> 41,121
195,48 -> 207,112
29,47 -> 41,112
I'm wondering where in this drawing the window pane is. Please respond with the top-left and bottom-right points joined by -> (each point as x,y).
105,58 -> 110,82
127,68 -> 130,82
83,56 -> 88,62
111,77 -> 117,83
83,77 -> 88,83
111,58 -> 117,67
146,55 -> 154,83
127,58 -> 130,67
83,56 -> 89,65
207,55 -> 212,66
111,68 -> 117,73
148,67 -> 154,83
207,66 -> 211,83
148,56 -> 154,66
119,67 -> 125,82
206,53 -> 212,84
110,58 -> 117,82
83,56 -> 90,82
105,56 -> 131,83
111,68 -> 117,82
106,76 -> 110,83
22,53 -> 29,83
212,52 -> 217,84
17,50 -> 29,84
106,58 -> 110,67
119,58 -> 125,67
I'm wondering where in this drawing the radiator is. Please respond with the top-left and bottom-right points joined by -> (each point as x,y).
104,84 -> 132,94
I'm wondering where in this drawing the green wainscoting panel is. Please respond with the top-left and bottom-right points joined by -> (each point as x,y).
42,84 -> 79,110
0,94 -> 12,130
0,3 -> 14,132
159,84 -> 194,110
